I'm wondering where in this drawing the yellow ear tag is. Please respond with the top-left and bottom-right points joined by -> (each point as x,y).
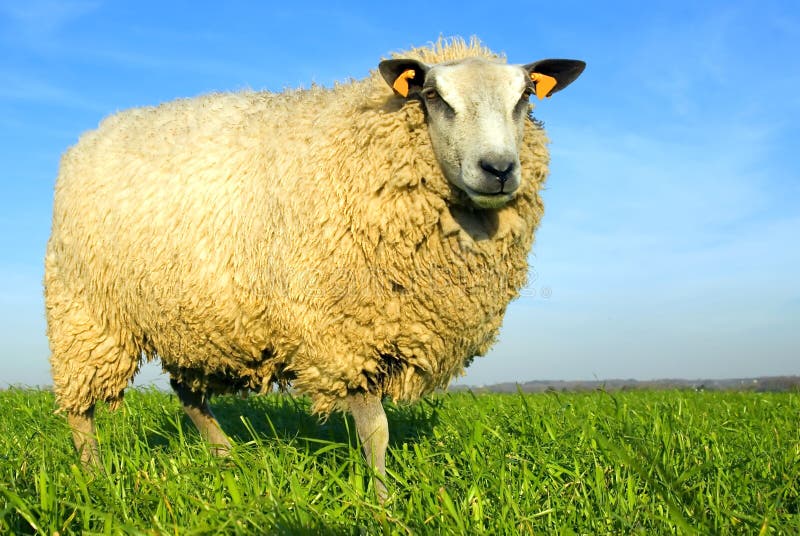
392,69 -> 416,97
530,72 -> 558,100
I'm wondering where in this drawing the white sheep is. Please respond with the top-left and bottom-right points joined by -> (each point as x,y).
45,37 -> 584,499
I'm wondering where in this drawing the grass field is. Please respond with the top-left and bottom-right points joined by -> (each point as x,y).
1,388 -> 798,534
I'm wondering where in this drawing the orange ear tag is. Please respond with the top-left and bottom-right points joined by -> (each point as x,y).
392,69 -> 416,97
530,72 -> 558,100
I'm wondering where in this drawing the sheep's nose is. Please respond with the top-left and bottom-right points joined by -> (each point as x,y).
479,157 -> 515,184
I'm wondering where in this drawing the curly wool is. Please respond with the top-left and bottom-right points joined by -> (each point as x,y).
45,37 -> 549,415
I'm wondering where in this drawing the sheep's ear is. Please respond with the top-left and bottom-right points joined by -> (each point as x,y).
379,59 -> 429,98
523,59 -> 586,100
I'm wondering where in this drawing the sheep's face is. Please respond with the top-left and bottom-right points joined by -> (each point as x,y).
380,56 -> 585,209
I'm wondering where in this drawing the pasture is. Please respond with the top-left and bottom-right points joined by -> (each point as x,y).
1,388 -> 798,534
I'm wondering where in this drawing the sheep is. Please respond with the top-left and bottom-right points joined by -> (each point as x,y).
45,37 -> 584,499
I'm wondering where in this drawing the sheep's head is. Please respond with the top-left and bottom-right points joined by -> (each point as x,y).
380,56 -> 585,209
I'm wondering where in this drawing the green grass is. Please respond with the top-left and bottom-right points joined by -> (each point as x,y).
0,388 -> 798,534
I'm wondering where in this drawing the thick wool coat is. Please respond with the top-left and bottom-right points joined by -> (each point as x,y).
45,39 -> 549,415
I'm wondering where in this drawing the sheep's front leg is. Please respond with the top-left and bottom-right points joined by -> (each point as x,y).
68,405 -> 101,468
171,380 -> 232,456
348,392 -> 389,501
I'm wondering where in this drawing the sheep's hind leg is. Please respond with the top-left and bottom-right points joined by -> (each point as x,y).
348,392 -> 389,501
68,406 -> 100,468
170,380 -> 232,456
47,285 -> 139,469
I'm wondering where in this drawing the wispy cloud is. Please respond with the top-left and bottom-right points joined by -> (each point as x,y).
629,3 -> 800,122
269,7 -> 382,39
0,71 -> 108,112
0,0 -> 101,45
0,1 -> 264,84
69,46 -> 270,86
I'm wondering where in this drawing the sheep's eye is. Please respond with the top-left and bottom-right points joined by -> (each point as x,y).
423,88 -> 439,101
522,86 -> 534,99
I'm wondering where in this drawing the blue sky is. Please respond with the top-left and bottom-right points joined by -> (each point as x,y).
0,0 -> 797,388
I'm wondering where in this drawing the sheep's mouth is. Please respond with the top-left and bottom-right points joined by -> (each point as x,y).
463,187 -> 515,209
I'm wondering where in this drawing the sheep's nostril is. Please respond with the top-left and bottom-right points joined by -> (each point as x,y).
480,159 -> 514,183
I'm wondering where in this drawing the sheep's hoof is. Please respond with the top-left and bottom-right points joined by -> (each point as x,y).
209,440 -> 232,457
78,443 -> 101,469
375,478 -> 388,503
